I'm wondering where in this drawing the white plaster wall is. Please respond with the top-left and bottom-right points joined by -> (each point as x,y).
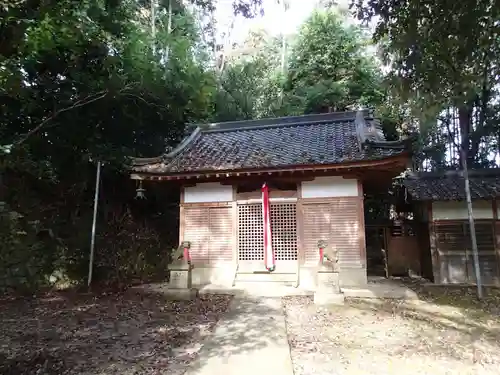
184,183 -> 232,203
300,176 -> 359,198
432,200 -> 493,220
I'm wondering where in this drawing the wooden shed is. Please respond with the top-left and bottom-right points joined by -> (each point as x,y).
131,110 -> 411,288
403,169 -> 500,285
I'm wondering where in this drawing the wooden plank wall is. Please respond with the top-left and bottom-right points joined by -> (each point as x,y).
182,204 -> 233,266
431,220 -> 500,284
300,197 -> 364,267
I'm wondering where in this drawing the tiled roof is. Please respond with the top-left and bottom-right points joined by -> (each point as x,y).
403,170 -> 500,201
132,110 -> 410,175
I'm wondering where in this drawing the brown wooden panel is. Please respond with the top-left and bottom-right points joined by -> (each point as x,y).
496,221 -> 500,248
183,207 -> 210,263
432,220 -> 500,284
302,203 -> 331,265
387,236 -> 421,276
208,206 -> 233,265
301,198 -> 362,266
434,221 -> 495,254
464,223 -> 495,253
236,190 -> 297,200
434,222 -> 466,254
438,254 -> 469,283
330,198 -> 361,266
182,206 -> 233,265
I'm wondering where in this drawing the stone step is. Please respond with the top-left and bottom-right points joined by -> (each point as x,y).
341,285 -> 419,299
235,272 -> 297,283
198,283 -> 313,297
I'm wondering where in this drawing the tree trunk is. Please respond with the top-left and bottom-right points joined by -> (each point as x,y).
461,150 -> 483,299
458,104 -> 483,299
458,106 -> 473,167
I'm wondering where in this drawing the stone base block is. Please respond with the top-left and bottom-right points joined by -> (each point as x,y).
314,291 -> 345,305
317,272 -> 340,293
169,269 -> 191,289
162,288 -> 198,301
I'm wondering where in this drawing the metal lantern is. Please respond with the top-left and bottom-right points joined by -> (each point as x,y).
135,180 -> 146,200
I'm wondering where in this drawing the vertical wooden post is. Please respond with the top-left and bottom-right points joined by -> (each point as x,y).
179,187 -> 185,245
492,200 -> 499,284
462,159 -> 483,298
428,202 -> 440,283
231,185 -> 238,286
357,179 -> 366,269
295,181 -> 303,287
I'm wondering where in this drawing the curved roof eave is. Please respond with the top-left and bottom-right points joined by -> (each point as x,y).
130,151 -> 410,179
129,127 -> 201,166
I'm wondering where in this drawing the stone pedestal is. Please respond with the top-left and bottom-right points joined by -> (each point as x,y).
167,262 -> 197,300
317,271 -> 340,292
314,290 -> 345,305
169,268 -> 190,289
314,268 -> 344,305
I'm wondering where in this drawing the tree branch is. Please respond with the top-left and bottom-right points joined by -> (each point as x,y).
14,90 -> 109,147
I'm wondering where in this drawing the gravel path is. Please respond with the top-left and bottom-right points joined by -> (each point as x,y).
0,290 -> 232,375
283,296 -> 500,375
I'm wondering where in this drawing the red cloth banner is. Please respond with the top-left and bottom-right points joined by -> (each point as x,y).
262,183 -> 276,272
183,247 -> 191,263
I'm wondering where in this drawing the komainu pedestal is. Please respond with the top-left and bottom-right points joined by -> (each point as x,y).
168,262 -> 191,289
314,242 -> 345,305
166,242 -> 197,300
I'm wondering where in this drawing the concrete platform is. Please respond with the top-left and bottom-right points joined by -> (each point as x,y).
130,283 -> 198,300
198,283 -> 314,297
133,279 -> 418,300
341,283 -> 419,300
184,296 -> 294,375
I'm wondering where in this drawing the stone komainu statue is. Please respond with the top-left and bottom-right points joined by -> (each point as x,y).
171,241 -> 193,268
317,240 -> 339,272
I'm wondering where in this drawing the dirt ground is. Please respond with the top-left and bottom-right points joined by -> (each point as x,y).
0,289 -> 232,375
283,286 -> 500,375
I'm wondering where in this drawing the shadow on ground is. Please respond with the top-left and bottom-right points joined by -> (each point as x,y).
347,284 -> 500,364
0,288 -> 234,375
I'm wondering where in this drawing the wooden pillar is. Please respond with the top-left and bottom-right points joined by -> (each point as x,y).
357,180 -> 366,268
296,181 -> 304,265
428,202 -> 440,283
179,187 -> 185,245
232,185 -> 238,266
492,200 -> 500,283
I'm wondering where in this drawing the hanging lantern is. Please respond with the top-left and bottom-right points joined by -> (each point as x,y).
135,180 -> 146,200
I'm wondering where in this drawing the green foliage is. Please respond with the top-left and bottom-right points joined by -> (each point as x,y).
214,9 -> 405,139
353,0 -> 500,105
352,0 -> 500,169
0,201 -> 62,292
285,10 -> 384,114
0,0 -> 215,291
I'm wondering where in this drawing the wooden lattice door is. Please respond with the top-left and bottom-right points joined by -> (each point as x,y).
237,202 -> 298,272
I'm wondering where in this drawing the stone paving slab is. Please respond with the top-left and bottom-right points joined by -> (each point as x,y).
184,296 -> 294,375
341,284 -> 419,299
